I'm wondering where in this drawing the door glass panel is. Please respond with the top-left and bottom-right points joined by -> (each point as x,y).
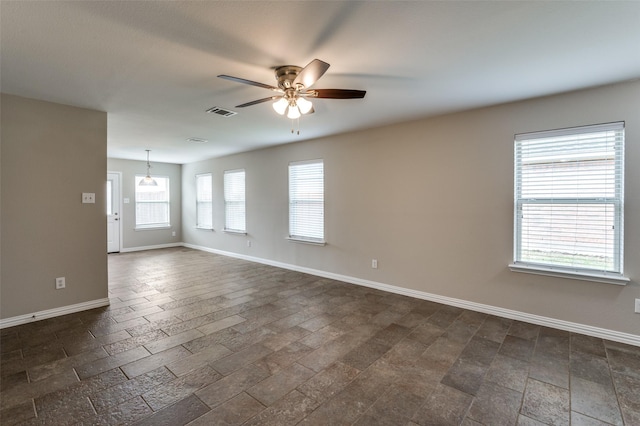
107,180 -> 113,215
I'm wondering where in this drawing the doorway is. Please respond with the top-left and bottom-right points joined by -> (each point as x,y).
107,172 -> 121,253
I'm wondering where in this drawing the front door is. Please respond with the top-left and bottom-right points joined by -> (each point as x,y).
107,172 -> 121,253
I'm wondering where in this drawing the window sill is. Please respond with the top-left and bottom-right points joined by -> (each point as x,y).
509,263 -> 629,286
135,225 -> 171,231
196,227 -> 214,231
287,237 -> 326,246
224,229 -> 247,235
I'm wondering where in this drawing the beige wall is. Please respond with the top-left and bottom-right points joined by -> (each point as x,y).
1,94 -> 108,319
182,80 -> 640,336
107,158 -> 182,250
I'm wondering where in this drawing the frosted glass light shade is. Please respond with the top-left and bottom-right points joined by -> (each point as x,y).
297,97 -> 313,114
287,105 -> 301,119
139,175 -> 158,186
272,97 -> 288,115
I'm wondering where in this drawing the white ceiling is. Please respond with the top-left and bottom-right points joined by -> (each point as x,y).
2,1 -> 639,164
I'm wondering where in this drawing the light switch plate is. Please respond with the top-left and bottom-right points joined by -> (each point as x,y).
55,277 -> 65,289
82,193 -> 95,203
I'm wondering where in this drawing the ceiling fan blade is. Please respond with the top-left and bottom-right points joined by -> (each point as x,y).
312,89 -> 366,99
218,75 -> 279,91
293,59 -> 330,88
235,96 -> 280,108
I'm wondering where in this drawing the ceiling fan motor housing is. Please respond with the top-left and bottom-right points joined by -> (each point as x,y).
275,66 -> 302,90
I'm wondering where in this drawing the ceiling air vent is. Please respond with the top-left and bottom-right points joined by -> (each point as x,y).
206,106 -> 237,117
186,137 -> 208,144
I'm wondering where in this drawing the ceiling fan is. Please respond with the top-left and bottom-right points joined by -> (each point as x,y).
218,59 -> 366,121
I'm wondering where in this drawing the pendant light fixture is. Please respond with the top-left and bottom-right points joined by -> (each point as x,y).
139,150 -> 157,186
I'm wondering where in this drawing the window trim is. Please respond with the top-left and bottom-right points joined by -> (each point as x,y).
288,159 -> 325,245
510,122 -> 627,285
134,174 -> 171,230
195,173 -> 214,230
286,237 -> 326,246
508,263 -> 629,285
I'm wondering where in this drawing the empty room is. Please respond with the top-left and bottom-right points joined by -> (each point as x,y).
1,1 -> 639,425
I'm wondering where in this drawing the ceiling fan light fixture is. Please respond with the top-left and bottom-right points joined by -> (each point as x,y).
272,97 -> 288,115
297,97 -> 313,114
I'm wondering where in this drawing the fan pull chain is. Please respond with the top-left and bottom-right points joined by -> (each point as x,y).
290,118 -> 301,135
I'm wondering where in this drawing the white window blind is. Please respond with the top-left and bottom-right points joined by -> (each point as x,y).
196,173 -> 213,230
513,122 -> 624,278
224,169 -> 246,233
135,176 -> 170,228
289,160 -> 324,243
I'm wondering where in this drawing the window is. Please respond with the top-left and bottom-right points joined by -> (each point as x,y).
135,176 -> 170,229
224,169 -> 246,233
106,180 -> 113,215
196,173 -> 213,230
511,122 -> 627,284
289,159 -> 324,243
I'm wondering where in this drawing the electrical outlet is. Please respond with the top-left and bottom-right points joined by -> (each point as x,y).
247,240 -> 252,247
372,259 -> 378,269
55,277 -> 65,289
635,298 -> 640,314
82,193 -> 95,203
172,231 -> 176,237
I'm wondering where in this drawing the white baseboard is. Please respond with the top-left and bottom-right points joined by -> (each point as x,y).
120,242 -> 183,253
0,298 -> 110,329
184,243 -> 640,347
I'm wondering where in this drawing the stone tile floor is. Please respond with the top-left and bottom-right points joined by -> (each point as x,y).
1,247 -> 639,425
